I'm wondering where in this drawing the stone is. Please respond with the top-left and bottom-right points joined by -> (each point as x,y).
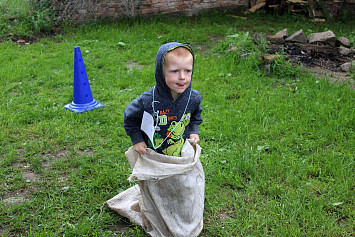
339,46 -> 353,56
308,30 -> 337,45
340,61 -> 355,72
275,29 -> 288,38
259,64 -> 271,75
262,54 -> 283,64
340,62 -> 352,72
78,9 -> 88,14
266,34 -> 285,44
285,30 -> 308,43
337,37 -> 350,48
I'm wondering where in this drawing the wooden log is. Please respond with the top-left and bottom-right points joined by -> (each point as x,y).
286,0 -> 307,4
229,15 -> 248,19
249,1 -> 266,12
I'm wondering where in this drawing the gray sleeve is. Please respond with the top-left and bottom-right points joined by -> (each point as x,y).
188,91 -> 203,135
123,97 -> 145,145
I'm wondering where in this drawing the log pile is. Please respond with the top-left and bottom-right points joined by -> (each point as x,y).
246,0 -> 353,20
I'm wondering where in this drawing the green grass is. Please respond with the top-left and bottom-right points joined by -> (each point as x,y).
1,12 -> 354,236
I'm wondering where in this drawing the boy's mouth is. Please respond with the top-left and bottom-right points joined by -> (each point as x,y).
177,83 -> 185,87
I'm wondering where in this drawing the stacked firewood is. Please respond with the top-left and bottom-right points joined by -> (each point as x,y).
246,0 -> 349,20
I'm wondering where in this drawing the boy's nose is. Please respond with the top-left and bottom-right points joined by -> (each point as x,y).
179,71 -> 185,79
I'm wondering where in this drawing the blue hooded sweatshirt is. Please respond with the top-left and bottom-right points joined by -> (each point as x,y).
123,42 -> 203,156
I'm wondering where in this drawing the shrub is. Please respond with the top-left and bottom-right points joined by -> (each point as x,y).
0,0 -> 55,39
213,31 -> 270,73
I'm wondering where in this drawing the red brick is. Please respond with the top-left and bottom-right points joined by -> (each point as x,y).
142,8 -> 160,14
177,5 -> 190,10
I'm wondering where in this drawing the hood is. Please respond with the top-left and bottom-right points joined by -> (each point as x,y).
154,42 -> 195,101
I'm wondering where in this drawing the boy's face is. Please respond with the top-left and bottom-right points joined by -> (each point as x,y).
163,51 -> 193,100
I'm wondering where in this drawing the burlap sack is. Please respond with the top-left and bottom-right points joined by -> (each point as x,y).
106,139 -> 205,237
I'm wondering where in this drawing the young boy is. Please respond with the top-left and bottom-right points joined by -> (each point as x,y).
124,42 -> 202,157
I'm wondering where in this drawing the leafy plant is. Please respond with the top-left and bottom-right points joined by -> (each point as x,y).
0,0 -> 54,39
213,31 -> 270,73
271,57 -> 302,78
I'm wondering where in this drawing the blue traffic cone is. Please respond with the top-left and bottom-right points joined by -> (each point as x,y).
65,46 -> 104,113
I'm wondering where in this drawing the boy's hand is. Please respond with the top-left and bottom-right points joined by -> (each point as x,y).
189,134 -> 199,146
133,142 -> 147,154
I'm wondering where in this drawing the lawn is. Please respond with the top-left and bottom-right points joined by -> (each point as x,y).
0,11 -> 354,236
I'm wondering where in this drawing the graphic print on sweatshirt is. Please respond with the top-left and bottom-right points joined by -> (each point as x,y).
148,111 -> 191,157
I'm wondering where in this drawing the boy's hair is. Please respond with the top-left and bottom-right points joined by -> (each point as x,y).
164,46 -> 193,65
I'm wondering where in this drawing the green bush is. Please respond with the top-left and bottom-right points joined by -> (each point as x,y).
213,32 -> 272,74
271,57 -> 302,79
0,0 -> 55,39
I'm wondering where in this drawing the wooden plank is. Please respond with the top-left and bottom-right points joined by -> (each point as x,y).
311,18 -> 326,22
229,15 -> 248,19
249,1 -> 266,12
286,0 -> 307,4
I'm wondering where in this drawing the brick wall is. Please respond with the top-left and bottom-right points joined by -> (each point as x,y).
53,0 -> 249,20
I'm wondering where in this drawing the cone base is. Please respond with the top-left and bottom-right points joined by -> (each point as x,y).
64,99 -> 104,113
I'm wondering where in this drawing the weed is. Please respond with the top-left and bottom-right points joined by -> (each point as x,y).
271,57 -> 302,79
0,0 -> 54,39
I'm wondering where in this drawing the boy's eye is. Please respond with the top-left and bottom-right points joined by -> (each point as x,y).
170,69 -> 191,73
